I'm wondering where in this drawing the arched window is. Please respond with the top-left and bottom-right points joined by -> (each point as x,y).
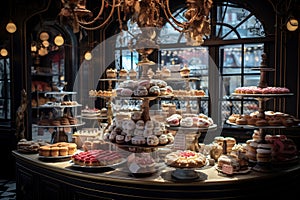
115,1 -> 268,126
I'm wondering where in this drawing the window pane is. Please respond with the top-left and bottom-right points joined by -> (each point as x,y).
0,81 -> 4,98
160,47 -> 209,90
244,44 -> 264,68
223,75 -> 241,96
217,4 -> 265,39
220,45 -> 242,74
244,75 -> 260,87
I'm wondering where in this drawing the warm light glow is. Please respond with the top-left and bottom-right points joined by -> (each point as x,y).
42,40 -> 50,48
0,48 -> 8,57
6,22 -> 17,33
38,47 -> 48,56
84,51 -> 92,60
286,18 -> 298,31
39,32 -> 50,41
31,42 -> 37,52
54,35 -> 64,46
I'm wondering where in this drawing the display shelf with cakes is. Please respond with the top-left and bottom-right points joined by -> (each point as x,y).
32,89 -> 85,143
225,53 -> 300,172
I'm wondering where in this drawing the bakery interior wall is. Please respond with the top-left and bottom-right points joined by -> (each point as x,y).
0,0 -> 300,179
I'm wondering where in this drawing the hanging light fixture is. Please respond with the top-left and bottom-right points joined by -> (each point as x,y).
59,0 -> 213,46
6,21 -> 17,33
286,17 -> 298,31
0,48 -> 8,57
84,51 -> 92,60
39,32 -> 50,41
54,34 -> 65,46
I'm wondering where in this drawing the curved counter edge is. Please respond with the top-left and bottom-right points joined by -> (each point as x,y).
12,150 -> 300,200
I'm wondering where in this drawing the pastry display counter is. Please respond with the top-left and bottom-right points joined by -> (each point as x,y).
12,150 -> 300,200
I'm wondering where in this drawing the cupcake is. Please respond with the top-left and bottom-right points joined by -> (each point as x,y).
50,146 -> 60,157
106,68 -> 117,78
180,64 -> 190,78
119,69 -> 128,79
59,146 -> 69,156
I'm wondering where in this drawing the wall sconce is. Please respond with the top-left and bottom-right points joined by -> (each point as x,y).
54,35 -> 64,46
286,17 -> 298,31
0,48 -> 8,57
6,21 -> 17,34
84,51 -> 92,60
39,32 -> 50,41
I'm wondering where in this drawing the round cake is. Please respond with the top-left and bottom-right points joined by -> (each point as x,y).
165,150 -> 207,168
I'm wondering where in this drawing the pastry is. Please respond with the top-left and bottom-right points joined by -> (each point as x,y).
180,117 -> 193,127
131,135 -> 146,145
255,119 -> 268,126
149,86 -> 160,96
217,154 -> 240,173
210,143 -> 223,161
119,68 -> 128,79
71,150 -> 123,166
147,135 -> 159,146
106,68 -> 117,78
145,120 -> 154,130
224,137 -> 236,153
38,146 -> 51,157
180,64 -> 190,78
256,143 -> 272,163
120,88 -> 133,97
235,117 -> 247,125
134,86 -> 148,96
59,146 -> 68,156
247,117 -> 258,125
214,136 -> 224,146
197,118 -> 211,128
135,120 -> 145,130
159,134 -> 169,145
246,140 -> 258,162
252,130 -> 261,141
131,111 -> 142,122
50,146 -> 60,157
116,135 -> 125,144
268,117 -> 282,126
67,143 -> 77,155
138,80 -> 150,89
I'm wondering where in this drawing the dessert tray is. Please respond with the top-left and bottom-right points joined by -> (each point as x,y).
231,93 -> 294,97
226,120 -> 290,129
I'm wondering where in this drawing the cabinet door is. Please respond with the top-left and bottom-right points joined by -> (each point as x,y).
38,177 -> 67,200
16,168 -> 35,200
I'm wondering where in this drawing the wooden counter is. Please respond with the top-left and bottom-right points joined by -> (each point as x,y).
12,150 -> 300,200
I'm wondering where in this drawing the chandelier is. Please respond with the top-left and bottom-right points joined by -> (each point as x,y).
60,0 -> 213,46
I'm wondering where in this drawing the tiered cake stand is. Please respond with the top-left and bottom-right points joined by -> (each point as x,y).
229,53 -> 294,172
